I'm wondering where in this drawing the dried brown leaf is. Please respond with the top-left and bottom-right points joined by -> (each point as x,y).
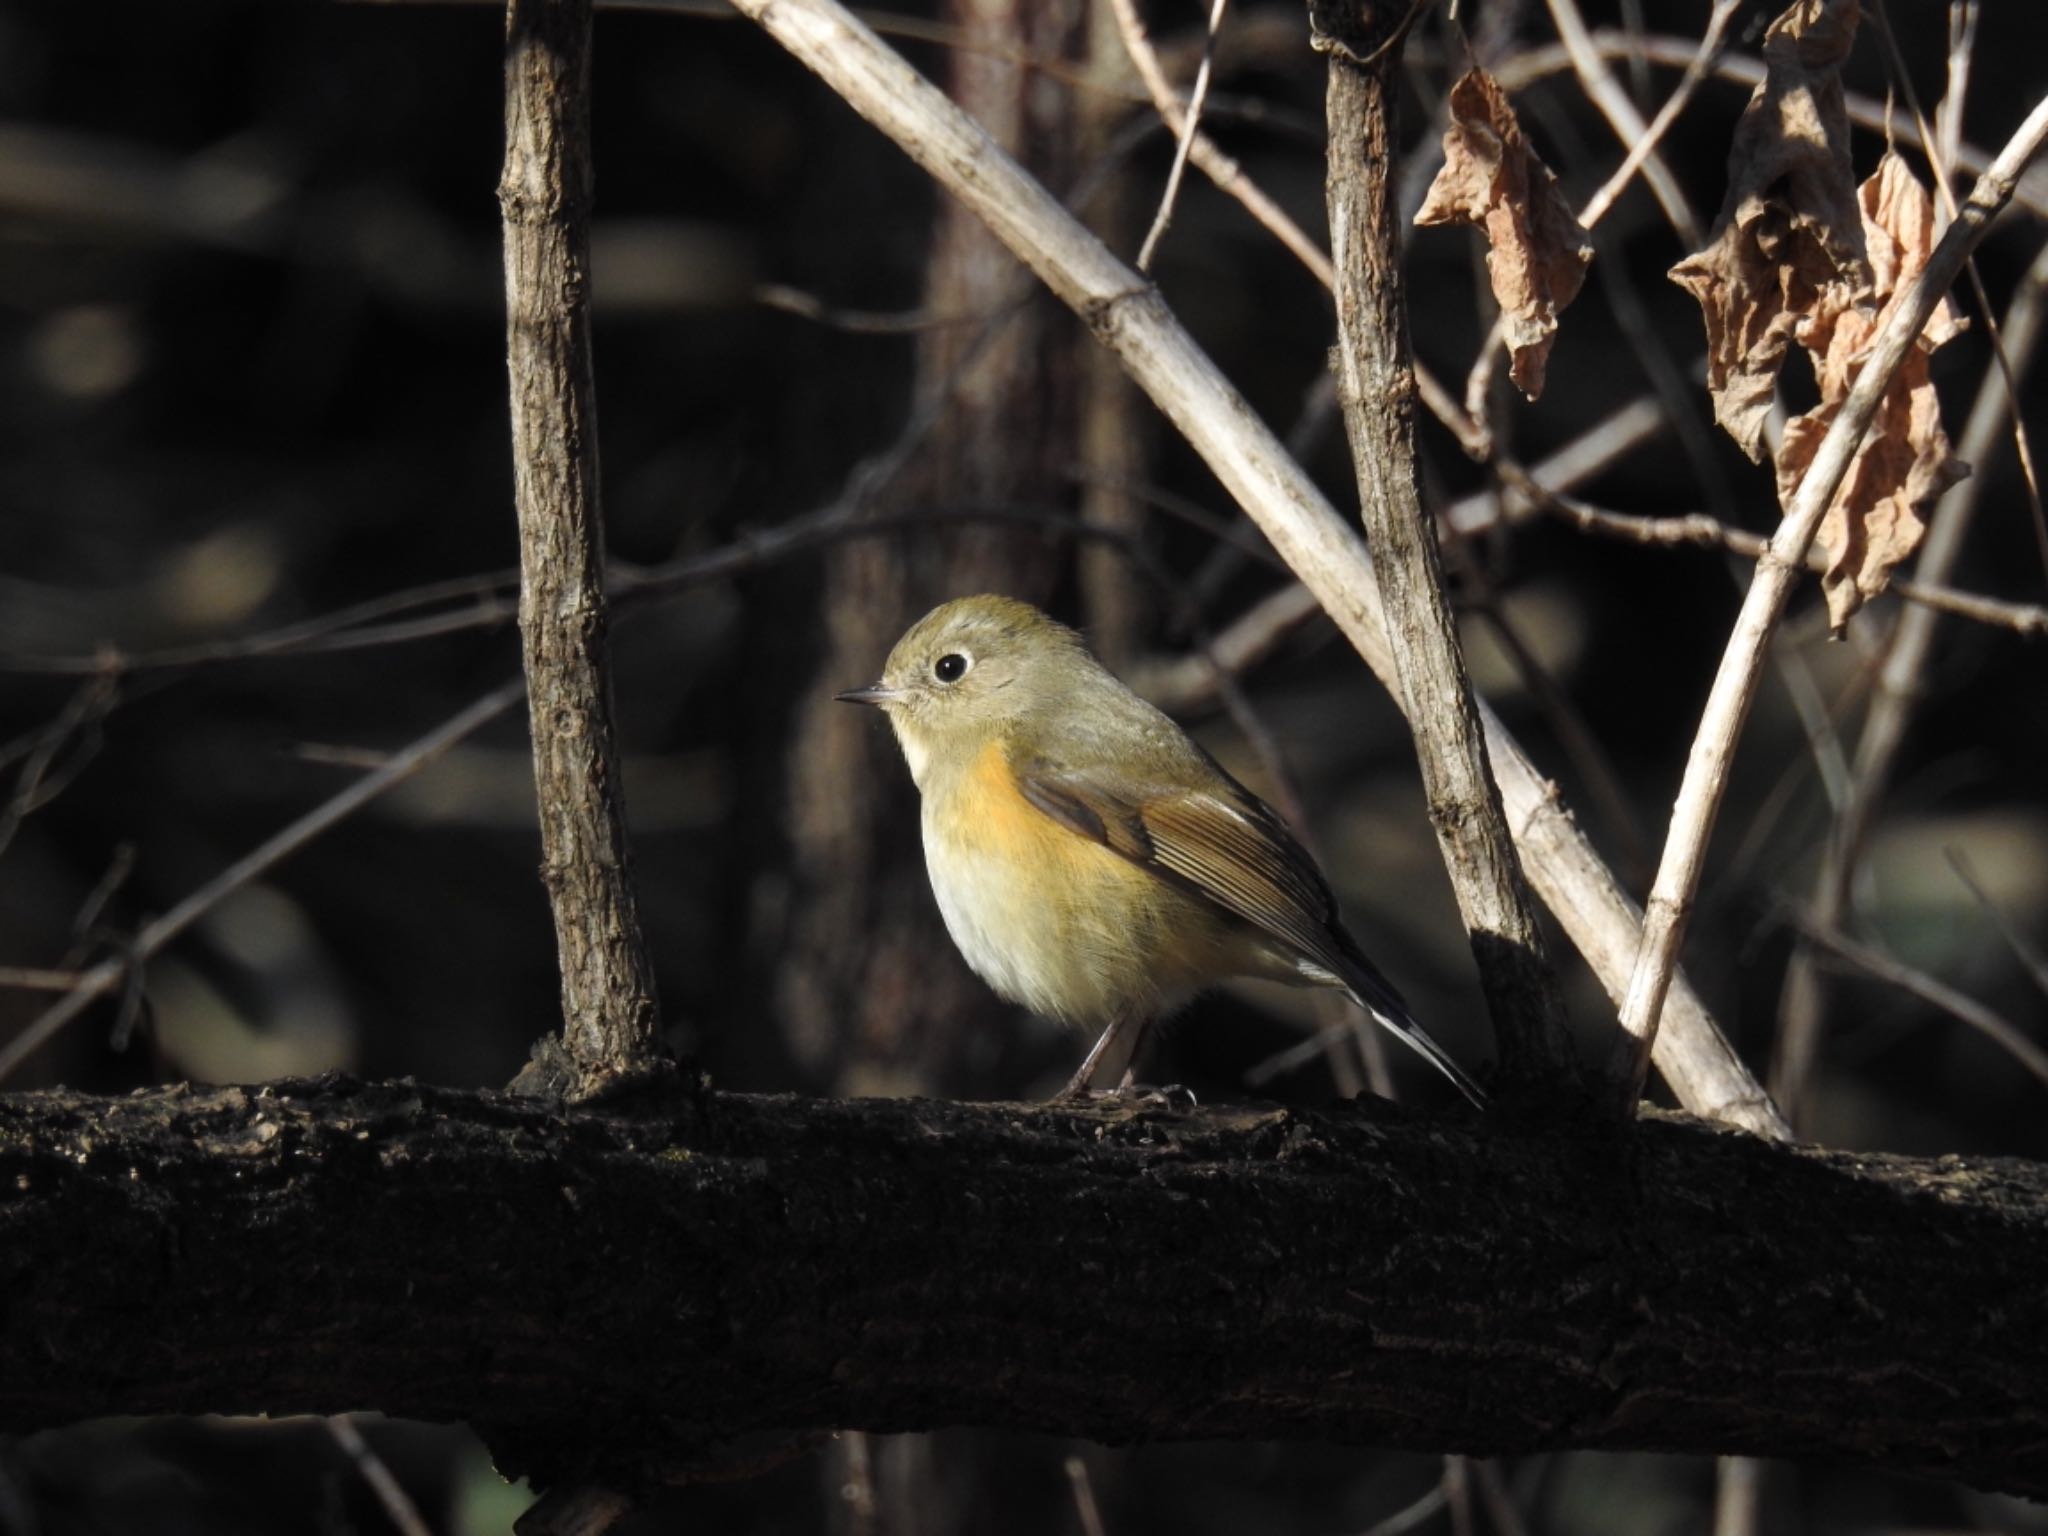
1669,0 -> 1869,460
1415,68 -> 1592,400
1775,151 -> 1967,633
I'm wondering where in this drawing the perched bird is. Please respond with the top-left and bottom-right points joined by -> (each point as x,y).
837,594 -> 1486,1106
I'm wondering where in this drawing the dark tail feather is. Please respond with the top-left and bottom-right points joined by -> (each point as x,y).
1335,946 -> 1488,1108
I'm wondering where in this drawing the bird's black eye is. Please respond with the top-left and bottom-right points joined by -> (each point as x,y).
933,652 -> 970,683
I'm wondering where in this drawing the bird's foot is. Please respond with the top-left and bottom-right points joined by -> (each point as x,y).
1049,1076 -> 1197,1112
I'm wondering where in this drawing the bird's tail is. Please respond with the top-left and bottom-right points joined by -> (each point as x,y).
1335,944 -> 1488,1109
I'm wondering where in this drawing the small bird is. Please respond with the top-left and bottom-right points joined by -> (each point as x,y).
838,594 -> 1485,1106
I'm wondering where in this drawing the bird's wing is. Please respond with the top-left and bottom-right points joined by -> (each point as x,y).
1011,746 -> 1356,985
1015,742 -> 1483,1106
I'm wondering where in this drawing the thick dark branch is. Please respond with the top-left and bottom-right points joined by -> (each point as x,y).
500,0 -> 661,1092
1314,12 -> 1578,1097
2,1080 -> 2045,1495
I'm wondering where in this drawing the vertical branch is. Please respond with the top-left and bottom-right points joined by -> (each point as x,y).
500,0 -> 662,1093
1315,8 -> 1578,1097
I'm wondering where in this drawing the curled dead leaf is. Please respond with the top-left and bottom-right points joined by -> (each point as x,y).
1775,152 -> 1968,633
1669,0 -> 1869,460
1415,68 -> 1592,400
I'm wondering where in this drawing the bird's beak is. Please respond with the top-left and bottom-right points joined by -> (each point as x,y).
835,682 -> 903,707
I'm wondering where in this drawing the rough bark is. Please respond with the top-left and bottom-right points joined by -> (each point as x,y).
3,1077 -> 2045,1497
1315,11 -> 1577,1095
499,0 -> 662,1093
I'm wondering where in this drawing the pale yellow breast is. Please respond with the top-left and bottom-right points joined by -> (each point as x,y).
919,740 -> 1231,1027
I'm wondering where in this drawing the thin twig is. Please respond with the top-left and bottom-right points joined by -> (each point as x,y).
1355,1483 -> 1448,1536
1064,1455 -> 1108,1536
1528,491 -> 2048,636
755,282 -> 990,333
513,1485 -> 634,1536
1869,0 -> 2048,584
1103,0 -> 1334,285
1575,0 -> 1741,232
1468,590 -> 1652,886
1772,236 -> 2048,1119
326,1415 -> 434,1536
1442,1455 -> 1474,1536
66,842 -> 136,958
0,671 -> 118,859
0,967 -> 85,992
0,681 -> 523,1084
1491,31 -> 2048,222
1132,581 -> 1323,711
0,571 -> 521,676
1607,92 -> 2048,1113
1243,1015 -> 1352,1088
834,1431 -> 877,1536
1540,0 -> 1699,245
1936,3 -> 1980,185
1787,913 -> 2048,1094
1946,847 -> 2048,1000
1136,0 -> 1230,271
1443,395 -> 1668,534
1769,627 -> 1853,816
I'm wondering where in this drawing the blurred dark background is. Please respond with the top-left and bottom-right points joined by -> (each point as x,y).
1,0 -> 2044,1530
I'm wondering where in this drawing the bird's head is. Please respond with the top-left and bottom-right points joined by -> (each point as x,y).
836,594 -> 1089,787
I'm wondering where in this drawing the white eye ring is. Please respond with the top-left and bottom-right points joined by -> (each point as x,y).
933,651 -> 972,683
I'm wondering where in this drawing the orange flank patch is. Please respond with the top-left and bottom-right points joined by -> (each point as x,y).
949,740 -> 1136,892
922,738 -> 1230,1027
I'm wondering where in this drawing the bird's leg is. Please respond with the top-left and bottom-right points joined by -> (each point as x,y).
1057,1008 -> 1149,1100
1112,1014 -> 1158,1090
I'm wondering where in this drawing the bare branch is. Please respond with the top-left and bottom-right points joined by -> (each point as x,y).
1492,30 -> 2048,223
2,1080 -> 2045,1492
499,0 -> 662,1093
0,682 -> 524,1084
1103,0 -> 1334,285
1540,0 -> 1701,245
325,1417 -> 435,1536
1527,489 -> 2048,637
1317,15 -> 1576,1093
1608,94 -> 2048,1114
1788,914 -> 2048,1095
1134,0 -> 1229,271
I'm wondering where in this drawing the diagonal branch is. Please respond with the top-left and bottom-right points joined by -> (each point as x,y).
0,682 -> 525,1085
1608,94 -> 2048,1114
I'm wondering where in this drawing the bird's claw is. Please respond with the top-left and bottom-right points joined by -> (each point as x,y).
1051,1079 -> 1198,1113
